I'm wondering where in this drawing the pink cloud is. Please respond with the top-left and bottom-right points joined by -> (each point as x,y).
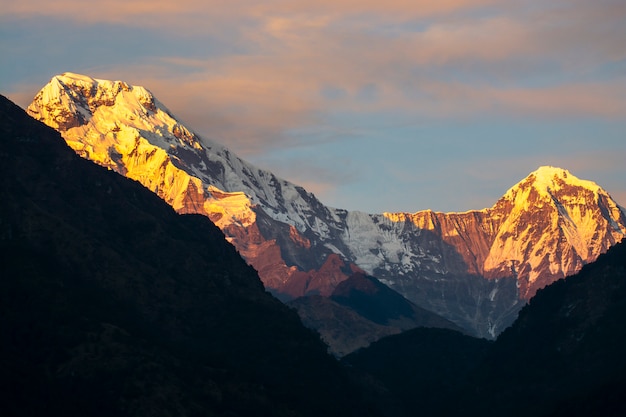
9,0 -> 625,158
83,62 -> 324,156
8,0 -> 624,73
6,0 -> 497,24
78,55 -> 624,163
487,84 -> 626,118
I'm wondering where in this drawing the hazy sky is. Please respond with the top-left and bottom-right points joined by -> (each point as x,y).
2,0 -> 625,213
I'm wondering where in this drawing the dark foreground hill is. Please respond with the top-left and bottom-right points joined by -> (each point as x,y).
469,238 -> 626,417
343,327 -> 492,416
344,240 -> 626,417
0,95 -> 382,417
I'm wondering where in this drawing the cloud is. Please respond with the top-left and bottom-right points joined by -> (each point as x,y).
99,61 -> 326,156
487,84 -> 626,118
5,0 -> 497,26
7,0 -> 625,157
4,82 -> 43,109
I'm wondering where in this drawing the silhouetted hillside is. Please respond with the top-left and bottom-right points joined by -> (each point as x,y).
467,240 -> 626,417
290,272 -> 463,356
343,327 -> 491,416
0,95 -> 381,417
332,272 -> 462,331
344,240 -> 626,416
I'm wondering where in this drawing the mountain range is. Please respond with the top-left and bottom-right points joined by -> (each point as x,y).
3,77 -> 626,416
25,73 -> 626,346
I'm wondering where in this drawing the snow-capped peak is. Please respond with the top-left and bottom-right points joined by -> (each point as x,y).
27,73 -> 341,233
29,73 -> 172,138
500,165 -> 604,209
529,165 -> 601,195
55,72 -> 98,84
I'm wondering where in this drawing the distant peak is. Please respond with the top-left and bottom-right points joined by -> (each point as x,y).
526,166 -> 600,192
532,165 -> 570,177
529,165 -> 579,183
500,166 -> 604,206
55,72 -> 97,84
47,72 -> 143,99
28,73 -> 163,131
528,166 -> 572,189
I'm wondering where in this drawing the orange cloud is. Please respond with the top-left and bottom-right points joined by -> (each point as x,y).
77,49 -> 624,162
8,0 -> 625,157
85,62 -> 324,156
5,0 -> 497,24
488,84 -> 626,118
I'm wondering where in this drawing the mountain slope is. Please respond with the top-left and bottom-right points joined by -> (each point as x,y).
343,328 -> 492,417
344,240 -> 626,417
290,272 -> 463,356
27,73 -> 626,338
331,272 -> 462,331
0,94 -> 382,417
468,239 -> 626,417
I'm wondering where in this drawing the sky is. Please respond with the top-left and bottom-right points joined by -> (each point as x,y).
2,0 -> 625,213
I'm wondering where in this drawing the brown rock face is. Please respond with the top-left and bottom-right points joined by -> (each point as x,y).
386,210 -> 498,276
281,254 -> 359,298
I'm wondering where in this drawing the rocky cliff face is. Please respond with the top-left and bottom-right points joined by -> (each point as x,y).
382,167 -> 626,300
27,73 -> 626,338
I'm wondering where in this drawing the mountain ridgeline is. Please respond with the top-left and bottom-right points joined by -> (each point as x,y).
0,95 -> 381,417
27,73 -> 626,342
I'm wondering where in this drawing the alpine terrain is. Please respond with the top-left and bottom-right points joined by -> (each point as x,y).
27,73 -> 626,340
